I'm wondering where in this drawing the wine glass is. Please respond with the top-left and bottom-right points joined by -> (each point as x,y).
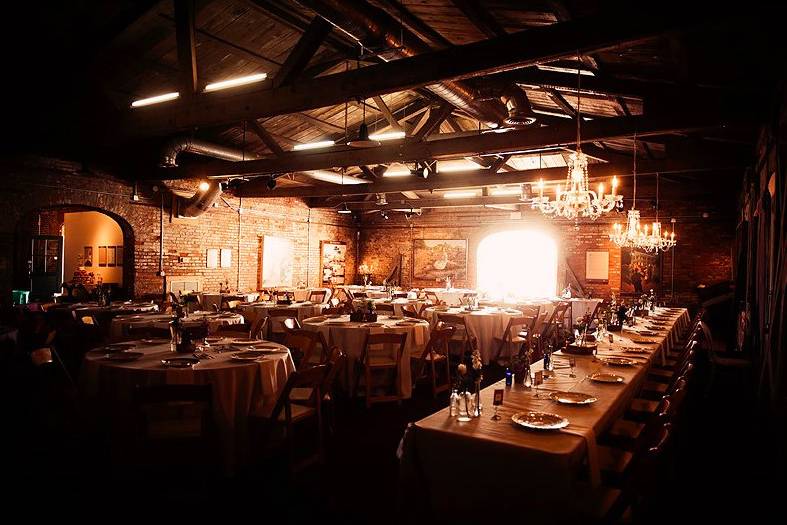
569,357 -> 576,378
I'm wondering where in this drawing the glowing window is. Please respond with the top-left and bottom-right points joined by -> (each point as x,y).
477,230 -> 558,300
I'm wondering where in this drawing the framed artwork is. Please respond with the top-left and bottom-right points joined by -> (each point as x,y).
206,248 -> 219,269
320,241 -> 347,285
260,235 -> 294,287
107,246 -> 116,267
83,246 -> 93,267
98,246 -> 107,267
621,248 -> 662,295
116,246 -> 124,267
220,248 -> 232,268
585,251 -> 609,281
412,239 -> 468,281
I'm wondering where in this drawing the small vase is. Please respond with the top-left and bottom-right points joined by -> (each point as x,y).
471,380 -> 482,417
457,391 -> 471,422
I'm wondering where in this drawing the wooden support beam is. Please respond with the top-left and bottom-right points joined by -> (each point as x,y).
450,0 -> 507,39
174,0 -> 198,97
273,17 -> 332,88
151,109 -> 737,181
546,89 -> 577,116
235,152 -> 746,199
290,112 -> 345,134
247,120 -> 284,156
373,96 -> 403,130
414,104 -> 454,140
125,9 -> 706,136
375,0 -> 452,48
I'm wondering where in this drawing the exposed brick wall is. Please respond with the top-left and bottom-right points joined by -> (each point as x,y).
359,197 -> 734,307
0,158 -> 358,302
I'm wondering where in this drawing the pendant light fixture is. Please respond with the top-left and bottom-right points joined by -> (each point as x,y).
532,53 -> 621,220
610,134 -> 648,248
348,98 -> 380,148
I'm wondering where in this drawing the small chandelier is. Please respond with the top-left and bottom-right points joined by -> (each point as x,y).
610,134 -> 648,248
638,174 -> 676,252
532,56 -> 621,220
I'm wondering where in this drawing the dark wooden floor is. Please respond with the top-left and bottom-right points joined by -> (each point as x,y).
2,354 -> 784,523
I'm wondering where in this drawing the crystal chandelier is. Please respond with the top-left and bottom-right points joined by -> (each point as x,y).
638,174 -> 676,252
610,134 -> 648,248
532,57 -> 622,220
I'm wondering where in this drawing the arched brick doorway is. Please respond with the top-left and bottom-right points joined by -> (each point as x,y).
14,205 -> 135,300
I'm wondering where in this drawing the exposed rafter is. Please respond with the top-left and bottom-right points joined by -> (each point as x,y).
174,0 -> 198,98
237,152 -> 746,199
273,16 -> 332,88
124,9 -> 708,136
149,107 -> 740,181
450,0 -> 507,39
247,120 -> 284,156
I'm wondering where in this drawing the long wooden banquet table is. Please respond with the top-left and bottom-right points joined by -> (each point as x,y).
399,307 -> 690,522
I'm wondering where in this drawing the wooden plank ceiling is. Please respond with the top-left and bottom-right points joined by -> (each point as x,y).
87,0 -> 768,211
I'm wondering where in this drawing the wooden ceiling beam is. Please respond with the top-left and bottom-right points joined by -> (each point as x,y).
372,96 -> 403,130
174,0 -> 198,98
450,0 -> 507,39
124,9 -> 701,136
150,108 -> 736,181
236,152 -> 745,199
546,88 -> 576,116
414,104 -> 454,140
375,0 -> 452,49
247,120 -> 284,156
272,16 -> 332,88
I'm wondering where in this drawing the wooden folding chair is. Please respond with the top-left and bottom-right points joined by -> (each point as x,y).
401,304 -> 422,319
308,290 -> 328,303
283,329 -> 322,368
356,332 -> 407,408
435,312 -> 472,360
412,324 -> 455,397
267,308 -> 300,342
252,364 -> 331,471
492,315 -> 537,364
374,302 -> 395,313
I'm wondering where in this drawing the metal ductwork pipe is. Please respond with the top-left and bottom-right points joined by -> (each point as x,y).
178,181 -> 223,218
500,86 -> 538,127
160,137 -> 259,168
301,0 -> 507,127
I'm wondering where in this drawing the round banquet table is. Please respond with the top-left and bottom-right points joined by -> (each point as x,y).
302,314 -> 430,399
352,297 -> 433,317
200,292 -> 259,310
238,301 -> 326,324
74,301 -> 159,319
422,288 -> 476,306
110,311 -> 245,342
272,287 -> 331,303
346,285 -> 389,299
81,338 -> 294,470
422,305 -> 536,364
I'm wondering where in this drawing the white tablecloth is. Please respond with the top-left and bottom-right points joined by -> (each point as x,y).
200,292 -> 259,310
568,298 -> 603,325
423,306 -> 530,364
352,298 -> 432,317
238,302 -> 326,324
302,315 -> 430,398
81,339 -> 294,470
110,312 -> 244,341
422,288 -> 476,306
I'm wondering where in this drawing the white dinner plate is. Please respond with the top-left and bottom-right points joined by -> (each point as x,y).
104,351 -> 144,362
589,372 -> 625,384
231,350 -> 265,361
549,391 -> 597,405
511,411 -> 569,430
231,339 -> 261,345
161,357 -> 199,368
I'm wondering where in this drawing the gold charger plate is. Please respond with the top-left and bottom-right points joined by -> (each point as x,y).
549,391 -> 597,405
230,350 -> 266,361
511,411 -> 569,430
589,372 -> 625,384
104,351 -> 144,362
161,357 -> 199,368
599,356 -> 638,367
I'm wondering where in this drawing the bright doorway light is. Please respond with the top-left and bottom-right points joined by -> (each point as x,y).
477,229 -> 557,300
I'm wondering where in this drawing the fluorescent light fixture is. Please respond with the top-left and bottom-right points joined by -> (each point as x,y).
536,64 -> 595,76
490,186 -> 522,196
437,159 -> 482,173
533,108 -> 573,119
337,203 -> 352,214
204,73 -> 267,92
369,130 -> 406,141
293,140 -> 335,151
131,92 -> 179,107
304,170 -> 367,185
443,190 -> 480,199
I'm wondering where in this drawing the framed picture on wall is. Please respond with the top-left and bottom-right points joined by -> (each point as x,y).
320,241 -> 347,285
98,246 -> 107,267
116,246 -> 123,267
206,248 -> 219,269
107,246 -> 116,267
621,248 -> 662,295
260,235 -> 294,287
83,246 -> 93,267
585,251 -> 609,282
412,239 -> 467,282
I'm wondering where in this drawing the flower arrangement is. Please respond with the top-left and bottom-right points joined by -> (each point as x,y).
358,263 -> 372,286
455,343 -> 484,416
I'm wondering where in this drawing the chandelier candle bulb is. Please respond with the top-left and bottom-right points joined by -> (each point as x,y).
598,183 -> 604,199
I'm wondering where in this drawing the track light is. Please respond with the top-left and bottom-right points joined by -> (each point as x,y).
380,210 -> 389,220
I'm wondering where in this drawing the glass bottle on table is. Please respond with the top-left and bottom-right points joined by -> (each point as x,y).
449,389 -> 459,417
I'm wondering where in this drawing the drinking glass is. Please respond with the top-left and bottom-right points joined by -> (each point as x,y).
569,357 -> 576,378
